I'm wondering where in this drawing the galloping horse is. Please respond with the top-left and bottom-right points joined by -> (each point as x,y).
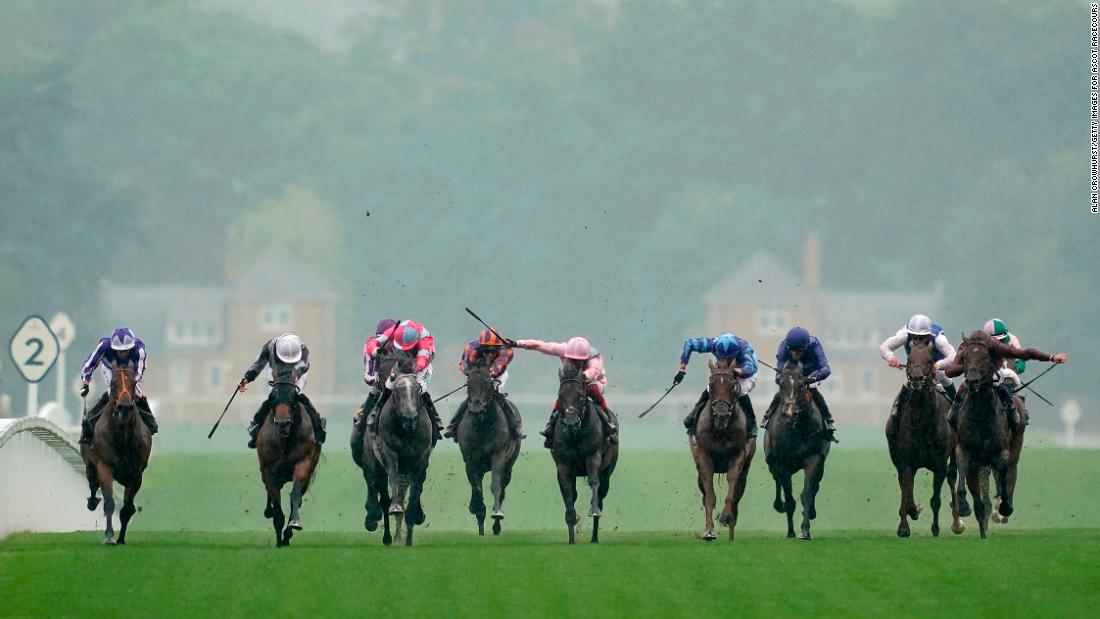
455,362 -> 522,536
80,366 -> 152,545
549,366 -> 618,544
355,371 -> 434,546
764,363 -> 831,540
690,358 -> 756,542
256,374 -> 321,548
954,331 -> 1025,538
885,338 -> 964,537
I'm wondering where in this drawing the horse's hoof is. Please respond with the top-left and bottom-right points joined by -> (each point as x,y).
492,520 -> 502,535
87,497 -> 101,512
797,530 -> 812,541
951,521 -> 966,535
589,509 -> 602,518
958,502 -> 972,518
389,505 -> 404,515
998,503 -> 1014,518
492,510 -> 504,520
288,518 -> 303,531
702,530 -> 717,541
365,518 -> 378,532
787,531 -> 796,539
264,507 -> 274,519
383,535 -> 392,546
773,500 -> 784,513
931,525 -> 940,538
103,536 -> 116,546
897,526 -> 911,538
717,513 -> 732,526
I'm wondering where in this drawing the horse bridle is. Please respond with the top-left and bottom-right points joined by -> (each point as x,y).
558,375 -> 589,422
708,370 -> 739,415
110,371 -> 136,409
962,338 -> 995,386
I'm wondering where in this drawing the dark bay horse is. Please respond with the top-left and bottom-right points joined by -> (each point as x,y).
549,366 -> 618,544
955,331 -> 1025,538
256,376 -> 321,548
885,338 -> 964,537
763,363 -> 830,540
690,358 -> 756,542
80,367 -> 152,545
456,363 -> 521,536
355,372 -> 434,546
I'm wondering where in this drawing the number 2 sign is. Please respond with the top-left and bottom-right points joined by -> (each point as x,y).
9,315 -> 60,383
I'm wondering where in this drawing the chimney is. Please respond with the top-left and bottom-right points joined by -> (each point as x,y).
803,231 -> 821,290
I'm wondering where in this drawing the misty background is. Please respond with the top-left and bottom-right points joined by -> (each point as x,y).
0,0 -> 1093,437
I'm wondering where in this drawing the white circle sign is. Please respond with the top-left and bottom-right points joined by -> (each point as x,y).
9,316 -> 60,383
49,312 -> 76,351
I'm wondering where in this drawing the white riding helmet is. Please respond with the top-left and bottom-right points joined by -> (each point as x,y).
110,327 -> 137,351
274,333 -> 303,364
905,314 -> 933,336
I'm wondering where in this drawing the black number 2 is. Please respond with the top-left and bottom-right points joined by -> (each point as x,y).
24,337 -> 45,366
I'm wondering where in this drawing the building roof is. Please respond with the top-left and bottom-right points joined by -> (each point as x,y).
703,250 -> 804,307
234,253 -> 337,302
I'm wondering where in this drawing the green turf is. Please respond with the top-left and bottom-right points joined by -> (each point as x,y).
94,446 -> 1100,533
2,530 -> 1097,618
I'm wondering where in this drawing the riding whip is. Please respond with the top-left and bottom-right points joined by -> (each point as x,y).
433,383 -> 468,403
464,307 -> 512,344
1012,361 -> 1059,395
637,382 -> 679,418
207,386 -> 241,439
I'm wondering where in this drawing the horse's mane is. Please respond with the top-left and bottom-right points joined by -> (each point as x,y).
964,330 -> 991,347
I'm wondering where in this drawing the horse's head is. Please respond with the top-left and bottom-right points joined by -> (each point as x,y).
110,367 -> 137,420
465,362 -> 493,414
269,375 -> 300,438
905,337 -> 936,391
391,373 -> 424,434
707,358 -> 740,431
961,330 -> 995,390
778,363 -> 811,418
557,366 -> 588,429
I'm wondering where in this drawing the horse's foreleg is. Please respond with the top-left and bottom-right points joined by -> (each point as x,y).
287,459 -> 313,532
585,454 -> 602,518
895,465 -> 915,538
930,467 -> 946,537
781,474 -> 796,538
696,455 -> 717,541
959,454 -> 987,539
84,462 -> 101,511
489,449 -> 510,521
723,453 -> 748,541
556,465 -> 577,544
96,464 -> 117,545
117,479 -> 142,545
999,460 -> 1019,520
383,452 -> 404,515
405,474 -> 425,547
465,460 -> 486,535
799,456 -> 825,540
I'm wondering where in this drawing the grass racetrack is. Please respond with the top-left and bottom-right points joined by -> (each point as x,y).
2,435 -> 1098,617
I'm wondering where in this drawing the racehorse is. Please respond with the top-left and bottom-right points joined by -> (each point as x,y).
690,358 -> 756,541
954,331 -> 1025,539
81,366 -> 152,545
455,362 -> 521,536
885,338 -> 964,537
355,371 -> 434,546
256,375 -> 321,548
763,363 -> 831,540
549,365 -> 618,544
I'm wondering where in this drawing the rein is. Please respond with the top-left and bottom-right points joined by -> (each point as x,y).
708,370 -> 739,414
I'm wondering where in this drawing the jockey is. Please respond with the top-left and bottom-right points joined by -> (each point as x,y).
353,318 -> 398,433
513,336 -> 618,448
675,332 -> 759,438
880,314 -> 957,418
361,319 -> 444,442
443,328 -> 525,441
944,330 -> 1067,429
238,333 -> 326,448
984,318 -> 1026,387
78,327 -> 158,444
760,327 -> 837,442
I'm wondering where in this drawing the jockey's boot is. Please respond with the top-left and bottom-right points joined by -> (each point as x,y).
889,387 -> 910,419
998,387 -> 1021,430
541,413 -> 557,449
421,393 -> 444,443
297,393 -> 326,444
499,394 -> 526,439
444,401 -> 468,441
760,393 -> 781,430
136,396 -> 159,435
946,388 -> 966,430
79,394 -> 109,445
943,382 -> 957,402
247,401 -> 271,449
601,407 -> 619,445
683,389 -> 709,436
738,395 -> 758,440
356,390 -> 382,431
812,390 -> 838,443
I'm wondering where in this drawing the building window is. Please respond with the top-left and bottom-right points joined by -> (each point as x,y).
206,362 -> 230,393
171,361 -> 191,394
261,304 -> 292,332
166,320 -> 222,347
860,367 -> 877,398
821,368 -> 842,397
758,308 -> 789,334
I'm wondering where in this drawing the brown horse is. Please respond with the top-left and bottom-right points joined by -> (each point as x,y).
550,366 -> 618,544
954,331 -> 1025,539
456,362 -> 521,536
80,367 -> 152,545
690,358 -> 756,542
764,363 -> 830,540
885,338 -> 964,537
355,372 -> 434,546
256,376 -> 321,547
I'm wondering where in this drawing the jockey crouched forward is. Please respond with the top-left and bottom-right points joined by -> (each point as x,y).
78,327 -> 158,444
240,333 -> 326,448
